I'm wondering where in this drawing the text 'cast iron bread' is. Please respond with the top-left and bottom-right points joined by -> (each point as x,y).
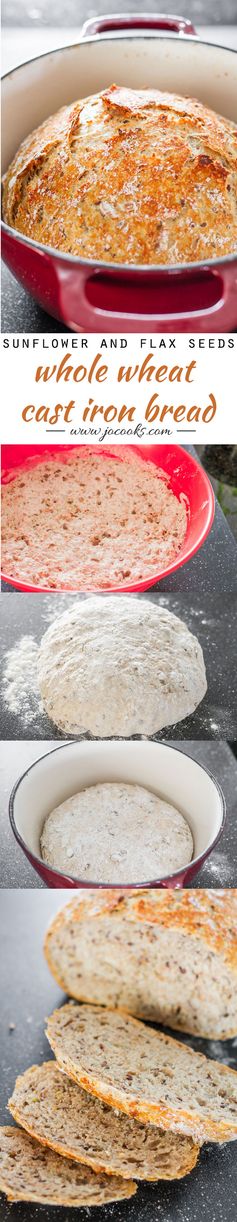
0,1126 -> 136,1206
38,595 -> 206,736
8,1061 -> 199,1182
44,889 -> 237,1040
2,86 -> 237,265
46,1002 -> 237,1144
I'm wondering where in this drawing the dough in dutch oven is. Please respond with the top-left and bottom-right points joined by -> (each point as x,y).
38,595 -> 207,736
40,781 -> 193,883
2,86 -> 237,264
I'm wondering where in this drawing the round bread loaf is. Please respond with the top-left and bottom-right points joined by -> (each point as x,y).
40,782 -> 193,883
44,889 -> 237,1039
2,86 -> 237,264
38,595 -> 207,736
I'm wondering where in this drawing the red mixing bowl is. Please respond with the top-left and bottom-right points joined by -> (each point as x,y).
1,443 -> 215,593
1,13 -> 237,332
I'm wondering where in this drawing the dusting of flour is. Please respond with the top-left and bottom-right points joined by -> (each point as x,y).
2,636 -> 41,728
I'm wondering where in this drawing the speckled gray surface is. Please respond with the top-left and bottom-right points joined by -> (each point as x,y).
2,1 -> 237,26
0,739 -> 236,887
0,592 -> 237,741
0,887 -> 237,1222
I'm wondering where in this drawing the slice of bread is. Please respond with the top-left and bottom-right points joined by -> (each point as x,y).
0,1126 -> 136,1206
8,1061 -> 199,1182
44,890 -> 237,1040
46,1003 -> 237,1144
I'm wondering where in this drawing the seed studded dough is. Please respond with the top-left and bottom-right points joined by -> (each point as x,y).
40,782 -> 193,883
1,447 -> 187,590
38,596 -> 207,737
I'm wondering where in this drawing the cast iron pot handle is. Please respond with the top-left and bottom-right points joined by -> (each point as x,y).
57,265 -> 231,332
81,14 -> 197,38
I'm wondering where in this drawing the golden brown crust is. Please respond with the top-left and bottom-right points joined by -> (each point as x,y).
3,86 -> 237,265
8,1063 -> 199,1182
0,1125 -> 136,1205
44,888 -> 237,982
46,1003 -> 237,1144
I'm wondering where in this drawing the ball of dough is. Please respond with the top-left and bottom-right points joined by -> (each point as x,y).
38,596 -> 207,737
40,782 -> 193,883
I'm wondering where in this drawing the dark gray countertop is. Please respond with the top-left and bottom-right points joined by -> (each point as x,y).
0,592 -> 237,741
2,491 -> 237,595
3,2 -> 237,26
0,886 -> 237,1222
0,740 -> 237,887
1,264 -> 68,334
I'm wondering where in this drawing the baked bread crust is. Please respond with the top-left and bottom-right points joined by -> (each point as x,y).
3,86 -> 237,265
0,1125 -> 136,1206
44,889 -> 237,1039
8,1061 -> 199,1182
46,1002 -> 237,1144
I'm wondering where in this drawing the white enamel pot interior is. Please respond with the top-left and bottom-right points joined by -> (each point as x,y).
2,32 -> 237,176
9,740 -> 225,888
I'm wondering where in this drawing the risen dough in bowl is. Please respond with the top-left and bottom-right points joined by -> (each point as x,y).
1,447 -> 187,591
38,596 -> 207,737
2,86 -> 237,265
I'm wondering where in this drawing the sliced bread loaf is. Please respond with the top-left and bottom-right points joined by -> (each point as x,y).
0,1126 -> 136,1206
44,890 -> 237,1039
8,1061 -> 199,1182
46,1003 -> 237,1144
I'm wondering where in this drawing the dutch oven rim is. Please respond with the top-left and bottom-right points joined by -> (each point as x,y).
1,31 -> 237,275
9,737 -> 226,890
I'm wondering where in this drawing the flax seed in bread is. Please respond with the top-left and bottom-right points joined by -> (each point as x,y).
8,1062 -> 199,1182
46,1003 -> 237,1144
2,87 -> 237,265
44,890 -> 237,1039
1,447 -> 187,591
40,783 -> 193,883
38,594 -> 206,736
0,1126 -> 136,1206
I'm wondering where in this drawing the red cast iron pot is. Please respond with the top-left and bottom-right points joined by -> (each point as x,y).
9,740 -> 226,890
1,13 -> 237,333
1,442 -> 215,593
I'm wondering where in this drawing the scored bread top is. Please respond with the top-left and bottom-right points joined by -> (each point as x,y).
3,86 -> 237,266
46,1003 -> 237,1145
44,890 -> 237,1039
0,1125 -> 136,1206
8,1061 -> 199,1182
